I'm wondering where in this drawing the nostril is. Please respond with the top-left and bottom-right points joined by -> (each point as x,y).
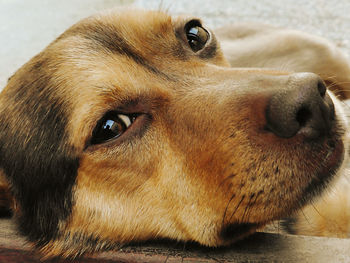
296,107 -> 312,127
317,80 -> 327,98
265,74 -> 334,139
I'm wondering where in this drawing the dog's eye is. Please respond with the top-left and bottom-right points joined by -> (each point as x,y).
91,112 -> 136,145
185,20 -> 209,52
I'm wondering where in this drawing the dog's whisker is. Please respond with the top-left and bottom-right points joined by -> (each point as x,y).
221,193 -> 236,230
240,193 -> 257,224
228,195 -> 246,224
163,254 -> 170,263
299,207 -> 311,226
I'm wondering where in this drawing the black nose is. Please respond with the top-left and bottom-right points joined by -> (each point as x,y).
266,73 -> 335,139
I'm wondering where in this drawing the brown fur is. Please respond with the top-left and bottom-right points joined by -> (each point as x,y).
0,8 -> 348,258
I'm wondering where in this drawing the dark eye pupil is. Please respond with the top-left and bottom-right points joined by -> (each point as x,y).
103,119 -> 124,137
186,25 -> 209,52
91,115 -> 126,145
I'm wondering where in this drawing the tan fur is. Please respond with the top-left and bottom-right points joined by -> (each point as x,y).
0,8 -> 349,258
216,23 -> 350,99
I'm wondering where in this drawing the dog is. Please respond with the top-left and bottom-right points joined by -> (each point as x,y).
0,8 -> 349,258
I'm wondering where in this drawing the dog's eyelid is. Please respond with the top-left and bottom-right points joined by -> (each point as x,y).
184,19 -> 202,28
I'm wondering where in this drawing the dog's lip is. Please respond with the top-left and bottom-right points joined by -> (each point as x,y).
319,138 -> 344,176
301,138 -> 344,200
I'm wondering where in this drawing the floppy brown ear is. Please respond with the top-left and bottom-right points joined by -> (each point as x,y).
0,51 -> 80,249
0,169 -> 14,217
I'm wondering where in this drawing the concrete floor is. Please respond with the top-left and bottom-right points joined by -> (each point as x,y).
1,218 -> 350,262
1,0 -> 350,89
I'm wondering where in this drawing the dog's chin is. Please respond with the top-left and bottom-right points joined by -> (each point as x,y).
216,138 -> 345,245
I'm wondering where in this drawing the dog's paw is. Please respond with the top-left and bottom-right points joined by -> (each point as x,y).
283,170 -> 350,238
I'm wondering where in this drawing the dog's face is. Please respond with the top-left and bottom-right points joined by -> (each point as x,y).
0,9 -> 347,257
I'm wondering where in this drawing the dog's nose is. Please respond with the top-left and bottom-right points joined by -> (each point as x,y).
266,73 -> 335,139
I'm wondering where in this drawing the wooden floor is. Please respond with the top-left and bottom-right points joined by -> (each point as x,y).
0,219 -> 349,262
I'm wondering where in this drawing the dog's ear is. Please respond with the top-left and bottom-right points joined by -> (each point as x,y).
0,55 -> 80,247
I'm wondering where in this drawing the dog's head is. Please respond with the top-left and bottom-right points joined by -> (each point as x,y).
0,9 -> 348,257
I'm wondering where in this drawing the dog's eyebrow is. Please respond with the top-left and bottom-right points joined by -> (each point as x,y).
75,23 -> 173,80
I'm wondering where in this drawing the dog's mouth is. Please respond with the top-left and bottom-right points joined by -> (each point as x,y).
301,137 -> 345,201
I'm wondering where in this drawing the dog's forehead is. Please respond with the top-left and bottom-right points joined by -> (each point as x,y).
58,9 -> 223,82
55,11 -> 204,105
64,9 -> 180,61
54,9 -> 189,94
75,8 -> 173,35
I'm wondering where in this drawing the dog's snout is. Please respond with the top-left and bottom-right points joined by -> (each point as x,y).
266,73 -> 335,139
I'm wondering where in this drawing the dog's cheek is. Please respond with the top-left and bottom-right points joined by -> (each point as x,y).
59,140 -> 219,249
53,150 -> 162,247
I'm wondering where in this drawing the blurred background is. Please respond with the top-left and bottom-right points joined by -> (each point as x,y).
1,0 -> 350,89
